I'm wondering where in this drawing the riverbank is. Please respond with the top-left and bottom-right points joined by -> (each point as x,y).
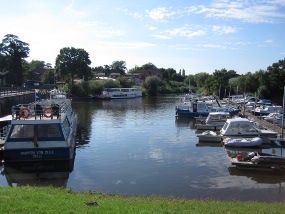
0,186 -> 284,214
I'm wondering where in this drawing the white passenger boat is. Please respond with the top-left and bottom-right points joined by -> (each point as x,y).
2,89 -> 77,162
196,112 -> 231,131
197,117 -> 278,143
102,88 -> 142,99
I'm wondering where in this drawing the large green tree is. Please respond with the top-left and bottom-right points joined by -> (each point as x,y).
0,34 -> 30,86
25,60 -> 45,81
143,75 -> 161,95
111,61 -> 127,75
55,47 -> 91,85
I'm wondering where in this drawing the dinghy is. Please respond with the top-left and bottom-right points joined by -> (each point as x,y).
223,137 -> 262,147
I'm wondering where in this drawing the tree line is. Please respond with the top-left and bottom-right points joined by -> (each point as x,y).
0,34 -> 284,102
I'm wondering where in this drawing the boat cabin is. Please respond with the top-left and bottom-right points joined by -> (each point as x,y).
205,112 -> 231,124
220,118 -> 260,136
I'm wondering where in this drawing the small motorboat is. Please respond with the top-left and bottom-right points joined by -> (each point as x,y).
197,130 -> 222,142
228,151 -> 285,171
223,137 -> 262,147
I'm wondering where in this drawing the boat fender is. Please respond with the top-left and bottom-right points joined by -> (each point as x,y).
19,107 -> 31,119
236,154 -> 243,161
43,107 -> 54,118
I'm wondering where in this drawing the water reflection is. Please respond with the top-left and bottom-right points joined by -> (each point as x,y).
175,117 -> 196,129
228,167 -> 285,194
2,159 -> 74,187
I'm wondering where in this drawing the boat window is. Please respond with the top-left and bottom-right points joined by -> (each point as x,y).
38,124 -> 61,138
10,125 -> 34,139
239,124 -> 258,133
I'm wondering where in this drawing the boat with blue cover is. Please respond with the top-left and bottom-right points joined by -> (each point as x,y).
2,89 -> 77,162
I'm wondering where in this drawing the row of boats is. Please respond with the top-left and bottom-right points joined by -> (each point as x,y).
176,93 -> 285,171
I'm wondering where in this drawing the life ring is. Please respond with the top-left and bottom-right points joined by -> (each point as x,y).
19,107 -> 31,119
43,107 -> 53,118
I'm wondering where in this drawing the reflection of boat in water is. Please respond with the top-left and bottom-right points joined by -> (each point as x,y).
175,117 -> 196,129
3,159 -> 74,187
228,166 -> 285,194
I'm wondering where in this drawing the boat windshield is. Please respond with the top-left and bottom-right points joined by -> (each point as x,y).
38,124 -> 62,138
8,124 -> 63,141
10,125 -> 34,139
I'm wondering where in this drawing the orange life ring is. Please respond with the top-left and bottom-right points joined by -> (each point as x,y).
43,107 -> 53,118
19,107 -> 31,119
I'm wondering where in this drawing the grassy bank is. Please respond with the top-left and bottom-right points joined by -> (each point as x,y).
0,187 -> 284,214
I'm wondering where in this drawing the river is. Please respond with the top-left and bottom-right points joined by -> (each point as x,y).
1,95 -> 285,202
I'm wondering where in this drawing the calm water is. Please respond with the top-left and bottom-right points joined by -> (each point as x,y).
1,96 -> 285,202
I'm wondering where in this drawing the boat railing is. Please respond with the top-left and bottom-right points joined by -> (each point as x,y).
11,100 -> 70,120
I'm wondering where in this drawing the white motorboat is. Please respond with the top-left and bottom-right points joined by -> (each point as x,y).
2,89 -> 77,162
197,117 -> 278,143
262,112 -> 283,123
251,105 -> 283,116
197,130 -> 222,142
196,112 -> 231,131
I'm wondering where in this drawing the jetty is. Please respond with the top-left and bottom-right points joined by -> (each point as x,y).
243,111 -> 284,137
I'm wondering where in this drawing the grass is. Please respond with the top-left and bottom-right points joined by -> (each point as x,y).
0,186 -> 285,214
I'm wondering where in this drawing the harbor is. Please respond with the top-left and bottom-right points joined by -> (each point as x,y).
1,95 -> 285,202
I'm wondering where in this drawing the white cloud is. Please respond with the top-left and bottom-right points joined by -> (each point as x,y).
145,7 -> 176,22
153,25 -> 205,39
197,1 -> 285,23
212,25 -> 238,34
264,39 -> 273,43
148,26 -> 157,31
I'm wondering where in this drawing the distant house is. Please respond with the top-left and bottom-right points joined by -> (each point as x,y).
109,73 -> 120,79
126,73 -> 142,86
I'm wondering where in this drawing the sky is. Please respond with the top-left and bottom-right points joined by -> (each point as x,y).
0,0 -> 285,75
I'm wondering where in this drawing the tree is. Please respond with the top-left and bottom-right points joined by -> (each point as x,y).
0,34 -> 30,86
143,75 -> 161,95
194,72 -> 210,88
55,47 -> 91,85
111,61 -> 127,75
25,60 -> 45,81
116,76 -> 134,88
42,70 -> 55,84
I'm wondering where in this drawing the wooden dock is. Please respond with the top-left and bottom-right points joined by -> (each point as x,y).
243,111 -> 285,139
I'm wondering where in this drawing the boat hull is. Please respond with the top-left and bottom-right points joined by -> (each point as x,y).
176,110 -> 209,118
3,147 -> 75,162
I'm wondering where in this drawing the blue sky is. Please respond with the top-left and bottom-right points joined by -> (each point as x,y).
0,0 -> 285,75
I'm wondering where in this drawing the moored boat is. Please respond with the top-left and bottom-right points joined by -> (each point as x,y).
197,117 -> 278,143
196,112 -> 231,131
175,99 -> 240,118
227,150 -> 285,171
2,89 -> 77,162
102,88 -> 142,99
